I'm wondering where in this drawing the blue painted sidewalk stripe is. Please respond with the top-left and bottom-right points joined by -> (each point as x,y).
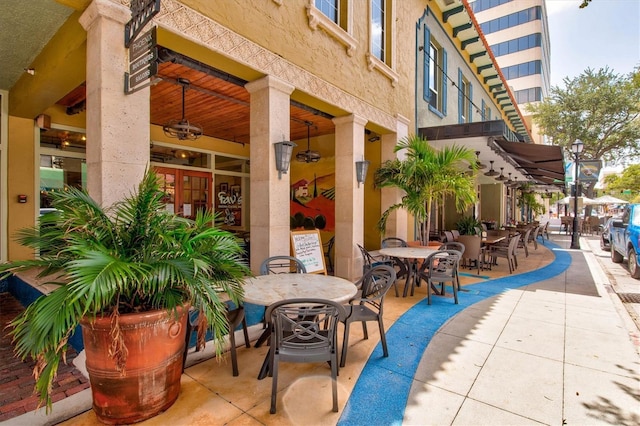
337,241 -> 571,425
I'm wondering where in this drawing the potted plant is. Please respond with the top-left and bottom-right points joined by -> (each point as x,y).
1,169 -> 250,424
455,216 -> 483,235
374,134 -> 478,244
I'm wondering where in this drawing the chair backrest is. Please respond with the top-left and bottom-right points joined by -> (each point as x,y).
324,236 -> 335,254
451,230 -> 460,241
381,237 -> 408,248
443,230 -> 454,242
265,298 -> 345,360
455,235 -> 480,260
439,241 -> 465,256
260,256 -> 307,275
357,244 -> 376,267
519,228 -> 532,245
508,233 -> 521,254
423,250 -> 461,279
356,265 -> 396,309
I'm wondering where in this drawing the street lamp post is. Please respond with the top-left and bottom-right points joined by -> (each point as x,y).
570,139 -> 584,249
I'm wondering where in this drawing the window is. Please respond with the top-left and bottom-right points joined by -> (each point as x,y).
424,27 -> 447,115
308,0 -> 356,55
315,0 -> 339,24
458,70 -> 472,124
479,6 -> 541,35
471,0 -> 513,14
481,100 -> 491,121
39,126 -> 87,209
371,0 -> 385,62
366,0 -> 397,84
503,60 -> 541,80
491,33 -> 541,57
514,87 -> 542,103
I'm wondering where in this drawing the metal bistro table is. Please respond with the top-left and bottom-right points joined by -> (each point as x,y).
378,246 -> 439,297
243,274 -> 358,379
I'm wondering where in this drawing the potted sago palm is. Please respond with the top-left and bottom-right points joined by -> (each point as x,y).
0,169 -> 250,424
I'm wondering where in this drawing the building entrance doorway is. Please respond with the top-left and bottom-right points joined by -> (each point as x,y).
155,167 -> 211,219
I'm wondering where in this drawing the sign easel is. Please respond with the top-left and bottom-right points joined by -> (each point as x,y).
290,229 -> 327,275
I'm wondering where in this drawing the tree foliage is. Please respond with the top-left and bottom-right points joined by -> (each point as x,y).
527,67 -> 640,165
374,134 -> 477,244
603,164 -> 640,203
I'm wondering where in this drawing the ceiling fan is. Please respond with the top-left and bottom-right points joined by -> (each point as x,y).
295,121 -> 321,163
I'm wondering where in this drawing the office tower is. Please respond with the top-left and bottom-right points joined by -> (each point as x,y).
469,0 -> 551,144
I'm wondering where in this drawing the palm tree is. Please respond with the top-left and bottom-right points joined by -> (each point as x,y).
374,134 -> 478,244
0,169 -> 249,412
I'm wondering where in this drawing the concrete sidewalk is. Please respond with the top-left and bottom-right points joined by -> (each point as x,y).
398,234 -> 640,425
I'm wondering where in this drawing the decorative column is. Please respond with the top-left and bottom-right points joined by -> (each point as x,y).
333,114 -> 367,281
380,114 -> 410,241
245,76 -> 295,274
79,0 -> 150,207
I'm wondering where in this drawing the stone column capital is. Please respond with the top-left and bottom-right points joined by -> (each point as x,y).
79,0 -> 130,31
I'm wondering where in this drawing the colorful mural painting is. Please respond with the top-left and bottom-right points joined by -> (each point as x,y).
290,171 -> 335,232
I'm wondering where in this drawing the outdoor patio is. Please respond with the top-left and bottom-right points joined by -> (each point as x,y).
48,236 -> 555,425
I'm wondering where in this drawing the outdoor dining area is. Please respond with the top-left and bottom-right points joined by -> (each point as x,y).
6,225 -> 555,426
556,193 -> 629,235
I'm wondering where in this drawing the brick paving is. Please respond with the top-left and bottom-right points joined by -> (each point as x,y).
0,292 -> 90,422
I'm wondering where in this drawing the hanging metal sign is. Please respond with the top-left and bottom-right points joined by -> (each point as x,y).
125,0 -> 161,48
125,27 -> 157,94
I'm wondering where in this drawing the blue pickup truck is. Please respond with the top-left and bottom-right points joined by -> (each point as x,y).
610,203 -> 640,279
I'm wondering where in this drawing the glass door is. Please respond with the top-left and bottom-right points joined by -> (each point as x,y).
155,167 -> 211,219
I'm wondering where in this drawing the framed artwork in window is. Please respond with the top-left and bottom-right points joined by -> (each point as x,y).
220,182 -> 228,193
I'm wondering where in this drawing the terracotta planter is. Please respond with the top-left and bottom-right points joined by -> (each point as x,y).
80,304 -> 189,424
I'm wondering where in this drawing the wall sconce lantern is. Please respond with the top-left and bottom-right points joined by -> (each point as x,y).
274,141 -> 296,179
355,160 -> 370,187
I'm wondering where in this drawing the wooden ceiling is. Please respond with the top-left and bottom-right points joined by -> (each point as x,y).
56,48 -> 336,146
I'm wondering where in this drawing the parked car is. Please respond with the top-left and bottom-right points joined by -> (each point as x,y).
600,217 -> 618,251
609,204 -> 640,279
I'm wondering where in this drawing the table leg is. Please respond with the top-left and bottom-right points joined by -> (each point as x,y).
258,350 -> 270,380
254,325 -> 270,348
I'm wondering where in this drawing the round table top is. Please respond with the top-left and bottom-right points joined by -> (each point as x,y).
378,246 -> 438,259
242,274 -> 358,306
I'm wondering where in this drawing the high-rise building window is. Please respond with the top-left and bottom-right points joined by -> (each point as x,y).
480,6 -> 542,35
502,60 -> 542,80
514,87 -> 542,103
471,0 -> 513,14
491,33 -> 542,57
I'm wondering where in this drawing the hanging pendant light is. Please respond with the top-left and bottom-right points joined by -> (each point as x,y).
495,167 -> 507,181
295,121 -> 321,163
505,172 -> 513,185
469,151 -> 487,169
163,78 -> 203,141
484,160 -> 499,177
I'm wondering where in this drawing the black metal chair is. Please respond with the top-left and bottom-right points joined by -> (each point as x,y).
323,236 -> 335,273
255,256 -> 307,347
356,244 -> 397,295
182,303 -> 250,376
259,255 -> 307,275
381,237 -> 410,296
340,264 -> 396,367
265,298 -> 346,414
417,249 -> 462,305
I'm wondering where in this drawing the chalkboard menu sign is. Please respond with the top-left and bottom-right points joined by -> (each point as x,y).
290,230 -> 327,275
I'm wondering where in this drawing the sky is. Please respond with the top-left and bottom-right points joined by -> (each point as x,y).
546,0 -> 640,88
